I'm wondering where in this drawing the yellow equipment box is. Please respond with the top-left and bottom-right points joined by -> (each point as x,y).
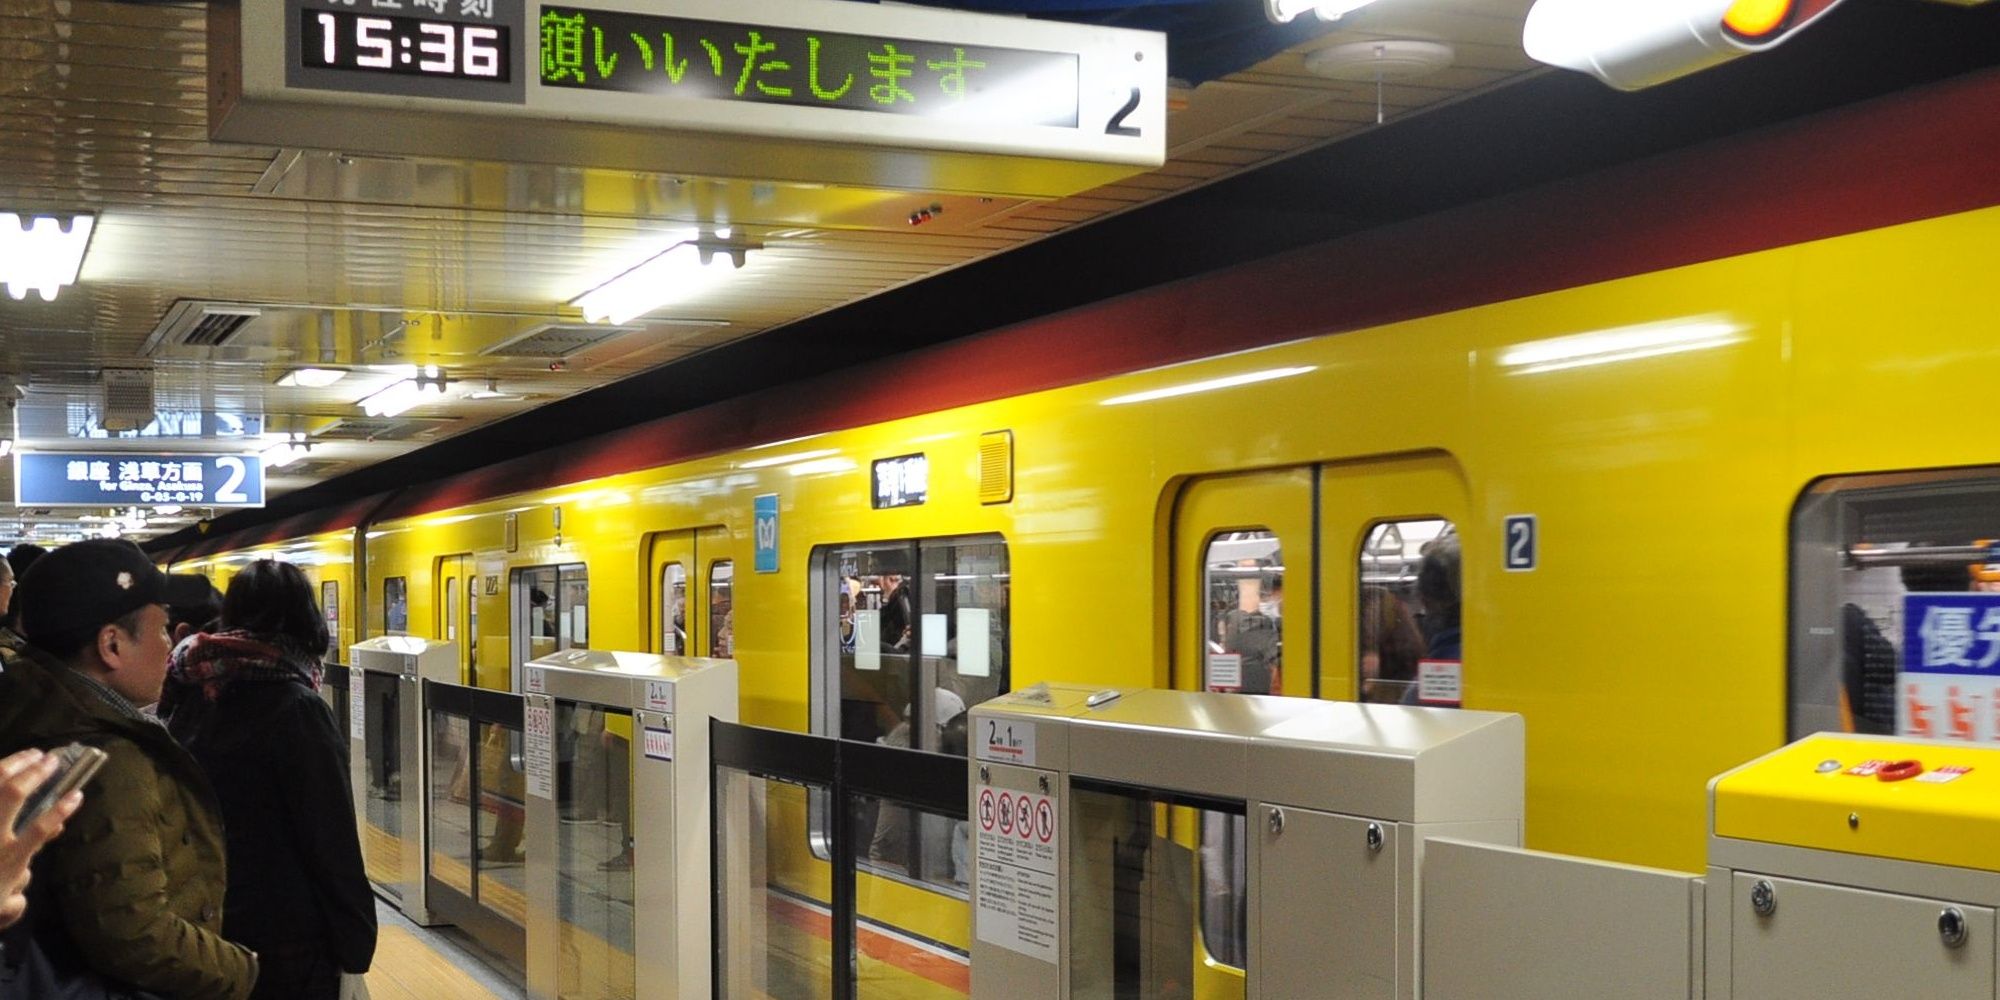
1712,733 -> 2000,873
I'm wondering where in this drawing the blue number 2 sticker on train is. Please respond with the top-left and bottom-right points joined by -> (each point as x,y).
753,493 -> 779,574
1504,514 -> 1537,572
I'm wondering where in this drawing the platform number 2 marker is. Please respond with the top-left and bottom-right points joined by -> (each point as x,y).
1504,514 -> 1537,572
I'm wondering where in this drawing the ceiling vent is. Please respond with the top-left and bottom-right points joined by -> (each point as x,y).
100,369 -> 155,433
481,322 -> 634,359
141,300 -> 263,355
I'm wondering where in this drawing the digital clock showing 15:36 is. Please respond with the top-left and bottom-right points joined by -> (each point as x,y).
301,9 -> 511,81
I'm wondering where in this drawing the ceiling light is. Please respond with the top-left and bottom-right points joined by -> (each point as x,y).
356,366 -> 448,417
0,212 -> 94,301
0,439 -> 12,458
1265,0 -> 1379,22
1522,0 -> 1840,91
276,367 -> 348,388
261,436 -> 310,469
1101,366 -> 1317,406
574,241 -> 750,325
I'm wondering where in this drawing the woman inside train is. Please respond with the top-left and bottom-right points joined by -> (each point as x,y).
162,560 -> 376,1000
1359,586 -> 1425,704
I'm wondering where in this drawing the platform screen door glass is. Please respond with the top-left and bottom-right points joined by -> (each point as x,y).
1792,467 -> 2000,740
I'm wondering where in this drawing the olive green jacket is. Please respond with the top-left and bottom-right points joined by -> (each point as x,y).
0,648 -> 258,1000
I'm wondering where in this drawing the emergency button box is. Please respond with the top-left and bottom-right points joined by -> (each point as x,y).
1707,734 -> 2000,999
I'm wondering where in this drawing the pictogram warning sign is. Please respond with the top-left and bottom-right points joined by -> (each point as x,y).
975,778 -> 1061,964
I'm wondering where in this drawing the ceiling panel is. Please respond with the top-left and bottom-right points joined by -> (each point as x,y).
0,0 -> 1542,545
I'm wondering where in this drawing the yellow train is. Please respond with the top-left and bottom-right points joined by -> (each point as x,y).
164,68 -> 2000,998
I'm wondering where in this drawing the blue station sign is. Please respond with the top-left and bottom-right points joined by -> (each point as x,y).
15,452 -> 266,508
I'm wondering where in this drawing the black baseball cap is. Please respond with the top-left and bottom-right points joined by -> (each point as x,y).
17,539 -> 211,654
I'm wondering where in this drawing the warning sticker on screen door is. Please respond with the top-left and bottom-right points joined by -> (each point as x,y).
975,781 -> 1060,963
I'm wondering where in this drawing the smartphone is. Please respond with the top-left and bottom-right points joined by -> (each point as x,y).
12,743 -> 107,835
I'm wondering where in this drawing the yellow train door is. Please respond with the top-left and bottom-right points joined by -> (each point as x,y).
1317,451 -> 1470,706
436,553 -> 475,685
1169,468 -> 1315,1000
1173,468 -> 1316,697
649,527 -> 729,656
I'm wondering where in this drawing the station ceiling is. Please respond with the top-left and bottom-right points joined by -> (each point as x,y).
0,0 -> 1996,548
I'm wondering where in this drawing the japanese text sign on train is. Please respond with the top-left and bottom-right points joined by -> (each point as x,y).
1900,593 -> 2000,743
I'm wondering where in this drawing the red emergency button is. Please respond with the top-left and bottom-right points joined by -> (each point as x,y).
1877,760 -> 1925,782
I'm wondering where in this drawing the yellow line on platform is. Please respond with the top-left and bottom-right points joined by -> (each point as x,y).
365,926 -> 506,1000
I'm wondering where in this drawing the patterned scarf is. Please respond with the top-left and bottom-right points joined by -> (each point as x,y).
164,629 -> 324,706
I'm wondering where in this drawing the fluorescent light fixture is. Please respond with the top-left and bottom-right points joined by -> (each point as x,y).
0,212 -> 94,301
0,439 -> 12,458
1523,0 -> 1841,91
573,241 -> 747,325
276,367 -> 348,388
739,448 -> 840,470
1101,366 -> 1317,406
261,438 -> 309,469
1499,318 -> 1746,375
357,365 -> 445,417
1266,0 -> 1378,22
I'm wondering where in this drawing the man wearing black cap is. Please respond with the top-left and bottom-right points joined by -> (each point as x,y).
0,539 -> 258,1000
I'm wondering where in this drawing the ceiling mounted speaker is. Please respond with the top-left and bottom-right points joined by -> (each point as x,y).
1304,41 -> 1456,82
100,368 -> 155,433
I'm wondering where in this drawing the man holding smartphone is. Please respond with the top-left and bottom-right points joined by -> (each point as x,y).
0,539 -> 258,1000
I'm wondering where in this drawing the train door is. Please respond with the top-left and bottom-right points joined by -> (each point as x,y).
1170,468 -> 1315,998
648,527 -> 728,656
436,553 -> 475,685
1318,452 -> 1469,706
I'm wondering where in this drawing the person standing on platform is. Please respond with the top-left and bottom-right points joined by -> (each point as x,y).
0,539 -> 259,1000
0,558 -> 23,668
162,560 -> 374,1000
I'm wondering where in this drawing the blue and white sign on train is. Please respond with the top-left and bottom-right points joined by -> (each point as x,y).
15,452 -> 265,508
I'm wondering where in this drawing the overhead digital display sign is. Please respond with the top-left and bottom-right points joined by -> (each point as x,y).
302,9 -> 511,82
535,9 -> 1079,129
16,453 -> 266,508
216,0 -> 1165,198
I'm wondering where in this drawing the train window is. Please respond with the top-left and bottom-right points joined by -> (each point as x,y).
1358,519 -> 1459,705
1202,530 -> 1284,696
660,563 -> 687,655
810,534 -> 1009,893
1791,468 -> 2000,740
511,564 -> 588,689
384,576 -> 409,635
443,576 -> 459,643
709,560 -> 734,657
321,581 -> 339,650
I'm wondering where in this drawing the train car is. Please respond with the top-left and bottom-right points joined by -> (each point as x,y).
162,67 -> 2000,999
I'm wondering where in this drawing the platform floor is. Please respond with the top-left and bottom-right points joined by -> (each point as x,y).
367,897 -> 525,1000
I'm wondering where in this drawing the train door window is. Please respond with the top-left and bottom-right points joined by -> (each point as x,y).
1791,468 -> 2000,740
708,561 -> 734,657
510,564 -> 587,690
321,581 -> 339,654
808,534 -> 1010,893
1202,531 -> 1284,696
384,576 -> 409,635
1357,519 -> 1459,705
443,576 -> 459,643
660,563 -> 687,655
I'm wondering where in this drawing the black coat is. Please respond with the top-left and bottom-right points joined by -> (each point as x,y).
166,674 -> 376,974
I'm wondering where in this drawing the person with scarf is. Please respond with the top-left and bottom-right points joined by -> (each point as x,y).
161,561 -> 375,1000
